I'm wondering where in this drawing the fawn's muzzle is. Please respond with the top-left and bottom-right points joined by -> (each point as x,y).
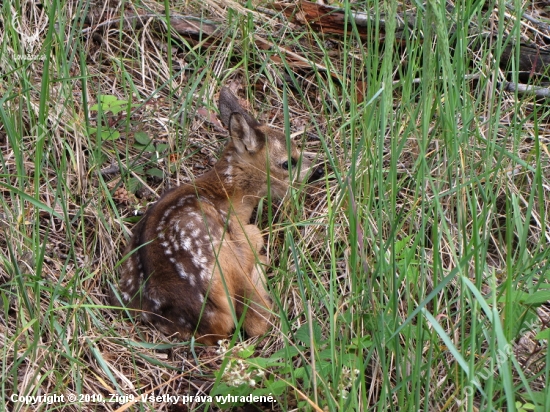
308,166 -> 325,183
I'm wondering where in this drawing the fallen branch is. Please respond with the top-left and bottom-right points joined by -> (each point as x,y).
82,13 -> 220,39
270,1 -> 550,76
82,10 -> 334,78
500,81 -> 550,98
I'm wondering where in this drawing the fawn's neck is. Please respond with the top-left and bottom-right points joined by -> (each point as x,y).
194,155 -> 265,224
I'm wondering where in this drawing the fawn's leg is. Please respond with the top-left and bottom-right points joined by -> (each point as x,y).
240,224 -> 272,337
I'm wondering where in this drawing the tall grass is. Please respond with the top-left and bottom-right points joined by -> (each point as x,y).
1,0 -> 549,411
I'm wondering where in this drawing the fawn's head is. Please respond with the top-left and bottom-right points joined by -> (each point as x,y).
218,87 -> 322,198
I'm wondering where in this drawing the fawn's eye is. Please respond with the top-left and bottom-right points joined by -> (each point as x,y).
281,159 -> 297,170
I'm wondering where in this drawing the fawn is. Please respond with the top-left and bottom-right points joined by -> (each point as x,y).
115,87 -> 322,345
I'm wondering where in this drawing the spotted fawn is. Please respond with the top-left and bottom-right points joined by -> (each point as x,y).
114,87 -> 322,345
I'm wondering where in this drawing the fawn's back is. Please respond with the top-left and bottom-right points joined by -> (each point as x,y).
115,87 -> 320,344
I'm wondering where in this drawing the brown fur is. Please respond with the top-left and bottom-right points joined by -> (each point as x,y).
113,88 -> 320,345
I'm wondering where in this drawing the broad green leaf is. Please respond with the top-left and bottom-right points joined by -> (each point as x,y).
534,328 -> 550,340
134,131 -> 151,145
295,322 -> 322,345
146,168 -> 164,179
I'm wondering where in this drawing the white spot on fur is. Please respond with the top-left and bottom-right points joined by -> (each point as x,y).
125,260 -> 134,272
177,196 -> 194,207
176,262 -> 187,279
192,254 -> 209,269
170,235 -> 179,251
182,237 -> 192,251
122,292 -> 131,302
163,205 -> 176,219
224,166 -> 233,184
201,198 -> 214,207
151,298 -> 161,310
200,269 -> 210,281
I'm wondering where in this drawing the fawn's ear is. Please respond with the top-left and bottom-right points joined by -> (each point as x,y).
228,113 -> 263,155
218,87 -> 258,128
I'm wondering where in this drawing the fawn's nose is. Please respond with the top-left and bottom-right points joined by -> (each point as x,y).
308,166 -> 325,183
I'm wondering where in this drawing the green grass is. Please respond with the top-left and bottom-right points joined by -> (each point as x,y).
1,0 -> 549,411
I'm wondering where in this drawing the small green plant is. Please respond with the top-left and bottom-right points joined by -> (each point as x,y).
497,285 -> 550,339
516,401 -> 536,412
88,95 -> 137,140
211,340 -> 283,409
211,323 -> 371,410
91,95 -> 135,115
124,131 -> 171,194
